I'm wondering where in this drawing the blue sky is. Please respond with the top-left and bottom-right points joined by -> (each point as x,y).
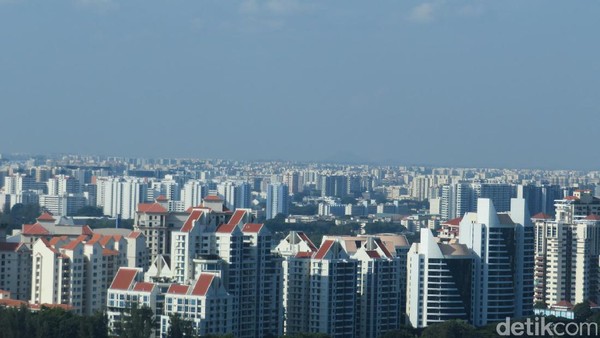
1,0 -> 599,169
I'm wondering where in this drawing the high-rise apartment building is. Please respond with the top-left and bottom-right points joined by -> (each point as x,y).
407,229 -> 475,328
275,233 -> 409,338
459,198 -> 534,326
533,213 -> 600,307
96,177 -> 149,219
266,183 -> 289,219
555,189 -> 600,223
409,198 -> 534,328
0,242 -> 32,300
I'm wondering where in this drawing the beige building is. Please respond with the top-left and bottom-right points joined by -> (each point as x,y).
533,213 -> 600,307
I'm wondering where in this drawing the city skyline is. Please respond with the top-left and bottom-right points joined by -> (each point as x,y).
2,1 -> 600,169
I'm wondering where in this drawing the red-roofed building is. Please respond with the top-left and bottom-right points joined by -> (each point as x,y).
37,212 -> 56,222
134,201 -> 174,262
137,203 -> 168,214
439,217 -> 463,239
107,268 -> 160,336
531,212 -> 553,220
241,223 -> 263,233
555,190 -> 600,223
162,272 -> 233,337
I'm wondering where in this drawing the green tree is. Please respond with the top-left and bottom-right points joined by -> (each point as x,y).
115,304 -> 157,338
420,320 -> 477,338
167,313 -> 196,338
75,206 -> 105,217
379,325 -> 418,338
573,302 -> 593,322
533,300 -> 547,309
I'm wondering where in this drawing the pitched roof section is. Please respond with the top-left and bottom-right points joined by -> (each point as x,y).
584,214 -> 600,221
127,231 -> 143,239
37,212 -> 56,222
444,217 -> 463,226
191,274 -> 215,296
532,212 -> 553,220
181,209 -> 204,233
297,232 -> 318,252
374,238 -> 393,258
137,203 -> 168,214
229,209 -> 247,225
0,243 -> 21,252
155,195 -> 168,202
167,284 -> 189,295
295,251 -> 313,258
23,223 -> 50,236
110,268 -> 138,290
366,250 -> 381,258
203,195 -> 223,202
62,238 -> 83,251
314,240 -> 334,260
133,282 -> 155,292
242,223 -> 263,233
216,209 -> 248,233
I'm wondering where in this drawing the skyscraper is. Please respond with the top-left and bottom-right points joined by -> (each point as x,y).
267,183 -> 289,219
459,198 -> 534,325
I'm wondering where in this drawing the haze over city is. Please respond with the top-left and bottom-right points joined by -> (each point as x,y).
1,0 -> 599,169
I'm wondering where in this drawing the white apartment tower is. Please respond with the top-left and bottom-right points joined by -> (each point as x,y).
533,213 -> 600,307
407,229 -> 475,328
458,198 -> 534,326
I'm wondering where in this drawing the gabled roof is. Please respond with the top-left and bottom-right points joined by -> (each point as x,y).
365,250 -> 380,258
0,242 -> 21,252
584,214 -> 600,221
62,238 -> 83,251
100,235 -> 114,247
167,284 -> 189,295
86,233 -> 103,245
110,268 -> 138,290
181,209 -> 204,233
532,212 -> 552,220
216,209 -> 248,233
443,217 -> 463,226
297,232 -> 318,252
295,251 -> 313,258
49,236 -> 68,246
137,203 -> 168,214
23,223 -> 50,236
242,223 -> 263,233
191,274 -> 214,296
203,195 -> 223,202
127,231 -> 143,239
79,225 -> 92,235
374,238 -> 393,258
37,212 -> 56,222
565,196 -> 578,201
133,282 -> 155,292
314,240 -> 334,260
155,195 -> 168,202
228,209 -> 247,226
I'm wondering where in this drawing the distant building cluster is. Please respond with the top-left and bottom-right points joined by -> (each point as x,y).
1,155 -> 600,337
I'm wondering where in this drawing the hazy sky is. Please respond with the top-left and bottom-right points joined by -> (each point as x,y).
1,1 -> 599,169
